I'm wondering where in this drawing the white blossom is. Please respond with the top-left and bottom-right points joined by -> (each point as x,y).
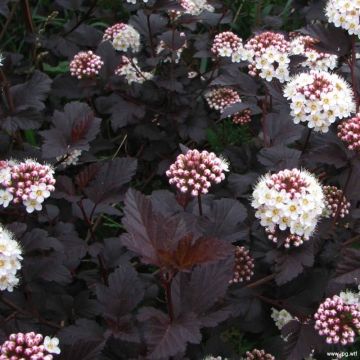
44,336 -> 61,355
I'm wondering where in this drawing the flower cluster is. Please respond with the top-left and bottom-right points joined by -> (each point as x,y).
322,185 -> 350,219
180,0 -> 214,16
283,70 -> 355,133
325,0 -> 360,38
0,226 -> 22,292
0,159 -> 55,213
0,52 -> 4,67
230,246 -> 254,284
126,0 -> 148,4
338,114 -> 360,152
244,31 -> 291,83
271,308 -> 294,330
232,109 -> 252,125
252,169 -> 324,248
211,31 -> 247,63
339,289 -> 360,306
69,51 -> 103,79
289,33 -> 338,70
56,149 -> 82,168
156,33 -> 187,63
203,357 -> 223,360
0,333 -> 60,359
104,23 -> 140,53
166,149 -> 229,197
115,56 -> 153,84
205,88 -> 241,113
314,294 -> 360,345
245,349 -> 275,360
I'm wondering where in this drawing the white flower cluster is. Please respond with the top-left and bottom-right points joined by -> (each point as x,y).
271,308 -> 294,330
56,149 -> 82,168
0,226 -> 22,292
115,56 -> 153,84
112,24 -> 141,53
283,70 -> 355,133
244,32 -> 291,83
339,288 -> 360,305
290,34 -> 338,70
0,52 -> 4,67
252,169 -> 324,247
180,0 -> 214,16
325,0 -> 360,37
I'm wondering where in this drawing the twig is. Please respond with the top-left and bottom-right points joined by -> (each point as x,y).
22,0 -> 35,33
161,271 -> 175,322
341,235 -> 360,248
0,69 -> 15,113
147,14 -> 156,57
246,274 -> 275,289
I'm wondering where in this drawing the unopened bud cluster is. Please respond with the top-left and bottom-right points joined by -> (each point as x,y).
104,23 -> 140,53
0,333 -> 60,359
0,226 -> 22,292
245,349 -> 275,360
289,33 -> 337,71
230,246 -> 254,284
325,0 -> 360,38
115,56 -> 153,84
0,159 -> 55,213
314,294 -> 360,345
252,169 -> 324,248
166,149 -> 229,197
232,109 -> 252,125
338,114 -> 360,152
322,185 -> 350,219
211,31 -> 247,63
205,88 -> 240,113
283,70 -> 355,133
70,51 -> 103,79
244,31 -> 291,83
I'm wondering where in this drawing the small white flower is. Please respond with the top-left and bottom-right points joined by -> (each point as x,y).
0,189 -> 13,208
24,199 -> 43,213
0,53 -> 4,68
29,183 -> 51,203
44,336 -> 61,355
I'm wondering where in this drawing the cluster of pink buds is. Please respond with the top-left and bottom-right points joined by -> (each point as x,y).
69,51 -> 103,79
314,295 -> 360,345
166,149 -> 229,197
266,228 -> 306,249
205,88 -> 240,113
229,246 -> 254,284
322,185 -> 350,219
245,349 -> 275,360
0,333 -> 60,359
232,109 -> 252,125
105,23 -> 140,53
338,114 -> 360,152
244,31 -> 291,82
211,31 -> 247,63
0,159 -> 55,213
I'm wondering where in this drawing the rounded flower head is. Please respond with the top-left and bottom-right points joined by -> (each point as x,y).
338,114 -> 360,152
110,23 -> 141,53
314,294 -> 360,345
245,349 -> 275,360
230,246 -> 254,284
244,31 -> 291,83
69,51 -> 103,80
205,88 -> 241,113
115,56 -> 153,84
232,109 -> 252,125
289,33 -> 338,71
322,185 -> 350,219
283,70 -> 355,133
325,0 -> 360,37
166,149 -> 229,197
180,0 -> 214,15
1,159 -> 56,213
211,31 -> 248,63
0,333 -> 60,359
252,169 -> 324,248
0,226 -> 22,292
271,308 -> 294,330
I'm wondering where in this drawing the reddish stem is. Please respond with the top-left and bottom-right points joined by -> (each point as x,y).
246,274 -> 275,289
162,271 -> 175,322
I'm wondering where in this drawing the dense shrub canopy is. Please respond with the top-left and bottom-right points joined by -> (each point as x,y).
1,0 -> 360,359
